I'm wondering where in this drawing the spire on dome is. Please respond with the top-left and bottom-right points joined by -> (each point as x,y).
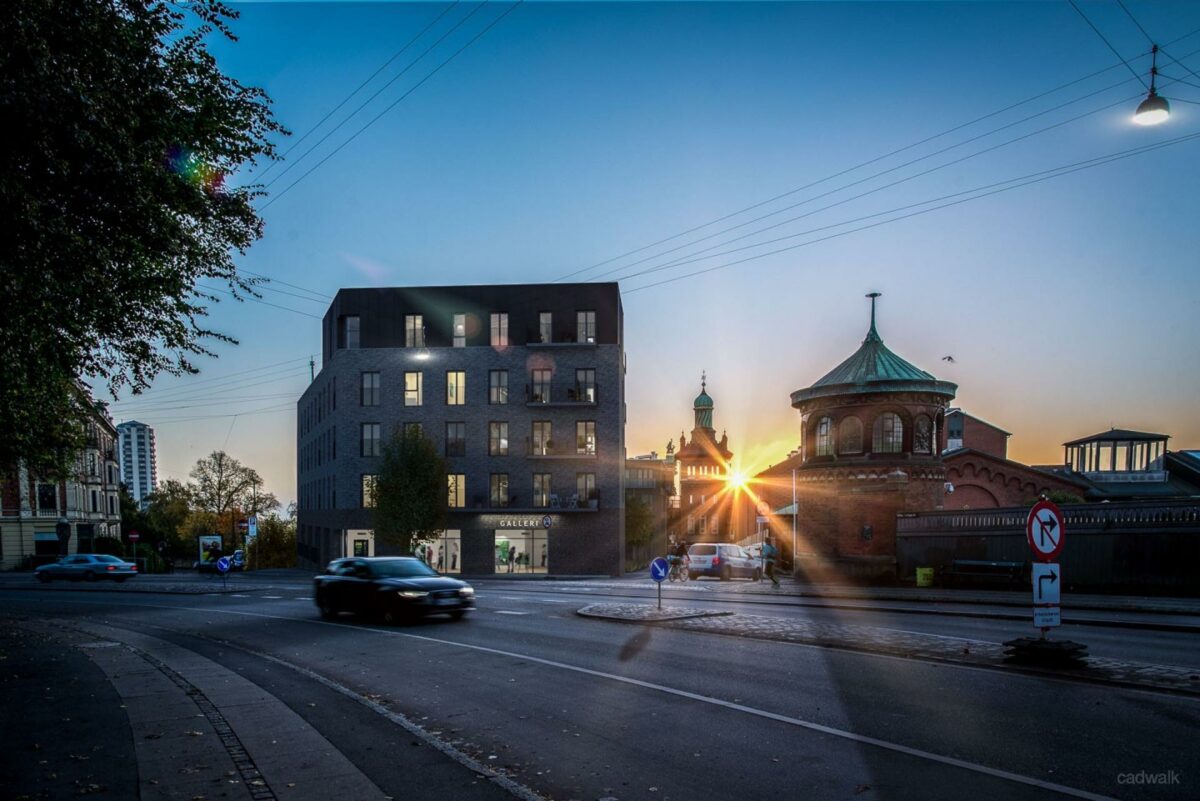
865,291 -> 882,343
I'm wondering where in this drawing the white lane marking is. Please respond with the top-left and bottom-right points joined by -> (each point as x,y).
262,595 -> 284,599
873,626 -> 983,644
491,595 -> 569,605
494,610 -> 530,616
231,594 -> 250,598
292,597 -> 312,601
9,596 -> 1125,800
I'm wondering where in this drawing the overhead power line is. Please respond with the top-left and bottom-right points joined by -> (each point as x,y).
196,283 -> 324,319
262,1 -> 490,192
110,361 -> 311,405
555,37 -> 1200,284
609,87 -> 1149,284
595,77 -> 1141,283
251,1 -> 464,183
1068,0 -> 1149,89
259,0 -> 524,212
621,129 -> 1200,295
238,269 -> 334,301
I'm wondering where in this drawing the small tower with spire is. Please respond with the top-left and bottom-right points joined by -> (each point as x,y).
674,372 -> 735,541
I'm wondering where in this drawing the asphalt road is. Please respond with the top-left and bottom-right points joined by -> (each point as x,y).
3,585 -> 1198,801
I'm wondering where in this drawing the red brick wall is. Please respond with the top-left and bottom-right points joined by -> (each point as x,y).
944,452 -> 1084,509
961,415 -> 1008,459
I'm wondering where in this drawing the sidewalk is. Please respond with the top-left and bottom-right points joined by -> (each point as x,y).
577,602 -> 1200,697
0,617 -> 521,801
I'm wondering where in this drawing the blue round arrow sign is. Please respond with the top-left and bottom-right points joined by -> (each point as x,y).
649,557 -> 669,583
216,556 -> 231,574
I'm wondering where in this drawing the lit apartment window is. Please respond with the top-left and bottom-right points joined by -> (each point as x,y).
340,315 -> 360,349
538,312 -> 552,343
361,371 -> 380,406
404,372 -> 423,406
446,422 -> 466,457
453,313 -> 466,347
532,421 -> 552,455
489,370 -> 508,404
362,475 -> 377,508
533,473 -> 552,508
576,310 -> 596,344
531,369 -> 551,403
490,313 -> 509,348
490,474 -> 509,507
361,423 -> 381,457
575,369 -> 596,402
489,422 -> 509,456
446,371 -> 466,405
405,315 -> 424,347
448,474 -> 466,509
576,421 -> 596,455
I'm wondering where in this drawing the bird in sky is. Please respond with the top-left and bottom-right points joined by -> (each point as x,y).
942,355 -> 956,363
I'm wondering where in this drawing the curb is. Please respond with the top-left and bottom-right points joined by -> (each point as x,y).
0,582 -> 263,596
576,604 -> 1200,698
576,605 -> 732,622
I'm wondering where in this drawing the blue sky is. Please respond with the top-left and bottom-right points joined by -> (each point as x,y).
107,2 -> 1200,503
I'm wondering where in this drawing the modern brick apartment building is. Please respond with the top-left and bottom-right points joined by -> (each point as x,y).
296,283 -> 625,576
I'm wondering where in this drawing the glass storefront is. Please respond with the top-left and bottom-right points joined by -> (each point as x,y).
495,529 -> 548,574
415,529 -> 462,574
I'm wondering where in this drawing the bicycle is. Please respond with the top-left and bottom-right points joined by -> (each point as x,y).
667,555 -> 690,583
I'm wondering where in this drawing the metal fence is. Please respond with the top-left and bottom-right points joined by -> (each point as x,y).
896,500 -> 1200,593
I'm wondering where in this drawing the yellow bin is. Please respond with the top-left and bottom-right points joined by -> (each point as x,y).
916,567 -> 934,588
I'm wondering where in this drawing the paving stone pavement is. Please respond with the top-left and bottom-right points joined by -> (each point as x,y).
577,602 -> 1200,696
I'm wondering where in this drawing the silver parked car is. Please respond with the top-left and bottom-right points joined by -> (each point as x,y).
35,553 -> 138,583
687,543 -> 761,581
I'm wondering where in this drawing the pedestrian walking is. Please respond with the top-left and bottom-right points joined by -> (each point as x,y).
763,535 -> 780,588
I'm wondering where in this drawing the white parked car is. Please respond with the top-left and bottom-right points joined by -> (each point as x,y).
687,543 -> 761,581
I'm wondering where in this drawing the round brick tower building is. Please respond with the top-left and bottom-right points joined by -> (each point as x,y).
789,293 -> 957,582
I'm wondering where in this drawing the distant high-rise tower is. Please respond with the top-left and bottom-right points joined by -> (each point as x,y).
117,420 -> 158,505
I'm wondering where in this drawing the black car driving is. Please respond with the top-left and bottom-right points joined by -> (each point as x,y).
314,557 -> 474,623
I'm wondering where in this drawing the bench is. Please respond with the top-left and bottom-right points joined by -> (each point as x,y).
939,559 -> 1027,588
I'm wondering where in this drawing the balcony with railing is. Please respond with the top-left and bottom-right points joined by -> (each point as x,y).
470,490 -> 600,512
525,328 -> 598,348
525,438 -> 598,459
525,382 -> 599,406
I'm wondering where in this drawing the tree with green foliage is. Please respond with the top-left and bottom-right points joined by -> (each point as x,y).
625,496 -> 655,547
0,0 -> 285,476
373,426 -> 448,555
190,450 -> 278,550
144,479 -> 196,558
245,514 -> 296,570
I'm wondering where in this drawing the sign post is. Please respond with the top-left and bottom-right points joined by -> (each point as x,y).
649,556 -> 669,610
1005,498 -> 1087,665
1025,499 -> 1065,637
129,531 -> 140,571
216,555 -> 231,590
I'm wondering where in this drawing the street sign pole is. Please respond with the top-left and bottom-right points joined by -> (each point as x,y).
1004,498 -> 1086,666
649,556 -> 669,610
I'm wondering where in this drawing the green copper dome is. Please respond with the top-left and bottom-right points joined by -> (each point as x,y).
792,295 -> 956,405
693,391 -> 713,409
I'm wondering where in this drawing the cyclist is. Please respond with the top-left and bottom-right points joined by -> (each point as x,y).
668,538 -> 690,582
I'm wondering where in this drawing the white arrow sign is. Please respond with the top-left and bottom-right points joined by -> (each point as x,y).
1032,563 -> 1061,606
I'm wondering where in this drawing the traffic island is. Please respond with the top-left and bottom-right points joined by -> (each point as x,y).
576,604 -> 1200,696
577,603 -> 734,622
